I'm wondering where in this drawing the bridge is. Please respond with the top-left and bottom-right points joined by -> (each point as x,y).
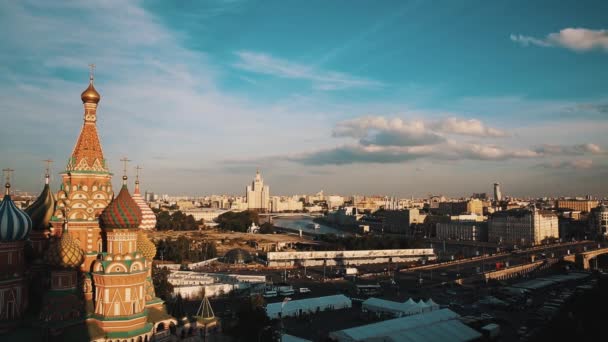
267,249 -> 436,267
563,247 -> 608,270
258,213 -> 323,218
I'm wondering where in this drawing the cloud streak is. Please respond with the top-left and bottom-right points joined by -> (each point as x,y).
511,28 -> 608,52
233,51 -> 384,91
534,143 -> 602,155
538,159 -> 594,170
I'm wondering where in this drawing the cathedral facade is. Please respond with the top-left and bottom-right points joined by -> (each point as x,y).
0,73 -> 175,341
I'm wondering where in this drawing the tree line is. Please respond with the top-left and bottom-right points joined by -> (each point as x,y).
155,236 -> 217,264
154,209 -> 201,231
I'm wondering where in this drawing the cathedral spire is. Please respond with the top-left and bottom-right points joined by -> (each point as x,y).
67,67 -> 107,173
134,165 -> 142,194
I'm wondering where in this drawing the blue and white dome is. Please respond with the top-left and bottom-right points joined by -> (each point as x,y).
0,186 -> 32,241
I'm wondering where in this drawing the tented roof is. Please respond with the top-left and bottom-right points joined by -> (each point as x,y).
282,334 -> 312,342
364,319 -> 482,342
330,308 -> 460,341
266,294 -> 351,318
362,297 -> 437,315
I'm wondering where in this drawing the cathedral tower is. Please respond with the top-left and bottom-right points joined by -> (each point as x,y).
52,67 -> 113,272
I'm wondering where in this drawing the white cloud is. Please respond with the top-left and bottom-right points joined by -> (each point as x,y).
429,117 -> 508,137
331,116 -> 507,147
534,143 -> 602,155
233,51 -> 384,91
332,116 -> 444,146
511,28 -> 608,52
539,159 -> 594,170
287,141 -> 539,166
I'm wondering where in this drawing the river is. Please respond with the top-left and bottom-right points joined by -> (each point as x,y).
273,216 -> 348,236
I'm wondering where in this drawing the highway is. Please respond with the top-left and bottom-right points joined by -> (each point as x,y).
397,240 -> 601,285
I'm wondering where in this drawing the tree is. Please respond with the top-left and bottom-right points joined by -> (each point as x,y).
201,241 -> 217,260
217,210 -> 259,232
152,265 -> 174,300
233,295 -> 269,341
155,210 -> 200,231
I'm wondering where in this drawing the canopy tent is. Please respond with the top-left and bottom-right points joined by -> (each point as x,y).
266,294 -> 352,319
362,298 -> 440,318
330,309 -> 463,342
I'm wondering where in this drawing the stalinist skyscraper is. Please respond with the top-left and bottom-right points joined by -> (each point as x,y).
246,169 -> 270,212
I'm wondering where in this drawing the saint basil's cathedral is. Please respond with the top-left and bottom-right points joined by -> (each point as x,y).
0,72 -> 176,341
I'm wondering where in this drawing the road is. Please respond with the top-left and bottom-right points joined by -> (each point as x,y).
397,241 -> 600,286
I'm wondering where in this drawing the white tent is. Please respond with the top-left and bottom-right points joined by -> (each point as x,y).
266,294 -> 352,319
425,298 -> 440,310
362,298 -> 438,318
330,309 -> 476,342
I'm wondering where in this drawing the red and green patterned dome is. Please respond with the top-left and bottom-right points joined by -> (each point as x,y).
100,184 -> 141,229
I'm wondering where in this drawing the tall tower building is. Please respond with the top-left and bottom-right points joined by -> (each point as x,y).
51,69 -> 113,272
246,169 -> 270,212
493,182 -> 502,202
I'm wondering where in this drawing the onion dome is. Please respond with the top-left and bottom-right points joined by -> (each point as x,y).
44,221 -> 84,268
100,180 -> 142,229
25,174 -> 56,231
0,183 -> 32,241
136,230 -> 156,260
133,176 -> 156,230
81,77 -> 100,104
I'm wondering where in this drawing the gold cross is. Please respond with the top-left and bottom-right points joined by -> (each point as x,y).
43,159 -> 53,176
2,168 -> 14,184
120,157 -> 131,178
89,63 -> 96,81
135,165 -> 143,182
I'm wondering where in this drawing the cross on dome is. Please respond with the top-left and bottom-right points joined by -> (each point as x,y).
2,168 -> 14,195
120,157 -> 131,184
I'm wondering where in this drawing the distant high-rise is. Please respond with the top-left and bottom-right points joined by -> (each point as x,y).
246,169 -> 270,212
493,183 -> 502,202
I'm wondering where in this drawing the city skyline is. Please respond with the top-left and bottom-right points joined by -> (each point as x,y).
1,1 -> 608,197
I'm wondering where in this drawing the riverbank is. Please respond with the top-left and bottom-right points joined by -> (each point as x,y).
313,217 -> 357,235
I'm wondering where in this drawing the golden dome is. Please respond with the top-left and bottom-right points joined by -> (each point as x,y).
136,230 -> 156,260
45,226 -> 84,269
81,80 -> 101,104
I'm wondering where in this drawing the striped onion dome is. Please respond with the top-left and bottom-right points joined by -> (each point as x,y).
100,183 -> 142,229
133,180 -> 156,230
0,185 -> 33,241
44,223 -> 84,269
136,230 -> 156,260
25,178 -> 56,231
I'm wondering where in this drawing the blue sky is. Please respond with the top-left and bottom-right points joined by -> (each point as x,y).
1,0 -> 607,197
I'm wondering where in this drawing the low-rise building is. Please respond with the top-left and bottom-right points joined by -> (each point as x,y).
556,199 -> 599,213
438,199 -> 483,216
180,208 -> 230,223
436,221 -> 489,242
488,208 -> 559,246
589,204 -> 608,239
382,209 -> 426,234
